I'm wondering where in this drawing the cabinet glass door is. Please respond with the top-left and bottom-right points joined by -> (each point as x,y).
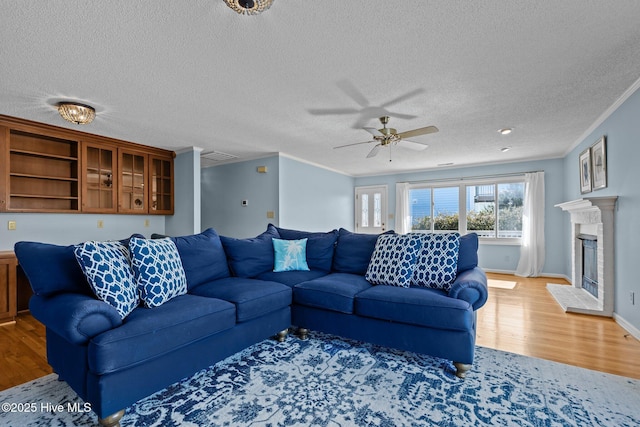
150,156 -> 173,214
83,144 -> 116,212
119,151 -> 147,212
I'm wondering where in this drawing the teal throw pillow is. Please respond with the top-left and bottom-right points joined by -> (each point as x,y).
73,241 -> 138,319
129,237 -> 187,308
272,238 -> 310,272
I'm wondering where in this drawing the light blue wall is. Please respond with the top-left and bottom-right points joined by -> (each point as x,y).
279,156 -> 354,232
563,84 -> 640,331
354,158 -> 566,275
200,156 -> 280,238
0,213 -> 165,249
166,148 -> 201,236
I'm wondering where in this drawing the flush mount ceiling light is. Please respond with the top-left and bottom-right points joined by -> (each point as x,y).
224,0 -> 274,15
498,127 -> 513,135
57,102 -> 95,125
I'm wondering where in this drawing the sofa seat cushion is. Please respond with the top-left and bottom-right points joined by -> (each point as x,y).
355,286 -> 473,331
189,277 -> 292,323
293,273 -> 372,314
255,270 -> 328,287
88,294 -> 236,375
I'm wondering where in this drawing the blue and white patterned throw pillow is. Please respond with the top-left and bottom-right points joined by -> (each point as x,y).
365,234 -> 422,287
74,241 -> 138,319
411,232 -> 460,291
272,238 -> 310,272
129,237 -> 187,308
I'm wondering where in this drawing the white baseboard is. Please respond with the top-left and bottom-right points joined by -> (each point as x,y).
483,269 -> 571,283
613,313 -> 640,341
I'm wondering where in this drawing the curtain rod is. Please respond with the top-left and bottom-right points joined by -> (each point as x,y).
401,170 -> 544,185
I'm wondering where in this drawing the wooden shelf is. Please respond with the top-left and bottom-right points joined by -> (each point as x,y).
10,173 -> 78,182
9,149 -> 78,162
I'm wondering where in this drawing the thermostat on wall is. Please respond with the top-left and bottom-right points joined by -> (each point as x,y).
242,200 -> 248,207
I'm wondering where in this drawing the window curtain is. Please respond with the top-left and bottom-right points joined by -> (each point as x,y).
515,171 -> 545,277
395,182 -> 411,234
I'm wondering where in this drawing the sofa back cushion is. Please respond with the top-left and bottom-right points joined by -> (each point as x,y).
274,225 -> 338,272
171,228 -> 230,289
220,225 -> 280,278
332,228 -> 394,275
15,241 -> 90,297
457,233 -> 479,273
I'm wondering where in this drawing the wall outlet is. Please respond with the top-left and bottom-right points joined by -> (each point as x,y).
7,220 -> 16,230
144,219 -> 150,227
97,220 -> 104,229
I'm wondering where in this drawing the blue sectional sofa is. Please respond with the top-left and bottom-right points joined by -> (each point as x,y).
14,225 -> 487,427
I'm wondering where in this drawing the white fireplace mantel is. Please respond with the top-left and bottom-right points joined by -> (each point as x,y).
548,197 -> 617,316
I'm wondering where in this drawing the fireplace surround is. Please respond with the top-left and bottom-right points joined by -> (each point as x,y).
548,197 -> 617,316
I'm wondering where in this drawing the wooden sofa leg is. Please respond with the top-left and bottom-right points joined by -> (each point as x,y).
98,409 -> 125,427
453,362 -> 472,379
276,329 -> 289,342
297,327 -> 309,340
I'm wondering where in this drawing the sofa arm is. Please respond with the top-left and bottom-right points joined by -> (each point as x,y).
448,267 -> 488,311
29,293 -> 123,345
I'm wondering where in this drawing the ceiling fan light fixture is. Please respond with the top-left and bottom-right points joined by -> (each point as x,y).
224,0 -> 273,15
57,102 -> 95,125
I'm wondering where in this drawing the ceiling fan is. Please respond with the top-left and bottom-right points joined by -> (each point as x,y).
334,116 -> 438,158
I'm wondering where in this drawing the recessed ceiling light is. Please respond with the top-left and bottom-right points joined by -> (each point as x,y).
498,128 -> 513,135
500,147 -> 511,153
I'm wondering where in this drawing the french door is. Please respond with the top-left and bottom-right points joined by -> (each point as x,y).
355,185 -> 387,234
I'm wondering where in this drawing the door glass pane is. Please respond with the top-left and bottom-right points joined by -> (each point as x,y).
373,193 -> 382,227
361,194 -> 369,227
466,185 -> 495,237
433,187 -> 459,231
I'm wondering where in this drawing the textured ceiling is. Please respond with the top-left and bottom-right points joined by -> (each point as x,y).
2,1 -> 640,176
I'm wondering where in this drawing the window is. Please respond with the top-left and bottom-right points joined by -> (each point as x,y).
407,179 -> 524,241
409,186 -> 459,231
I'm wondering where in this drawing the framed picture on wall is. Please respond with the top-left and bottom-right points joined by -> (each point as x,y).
591,136 -> 607,190
579,148 -> 592,194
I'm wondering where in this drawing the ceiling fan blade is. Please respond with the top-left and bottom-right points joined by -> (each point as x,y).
397,125 -> 439,139
336,79 -> 370,108
401,140 -> 429,151
380,88 -> 426,108
308,107 -> 360,115
366,144 -> 382,158
363,127 -> 382,136
334,140 -> 375,149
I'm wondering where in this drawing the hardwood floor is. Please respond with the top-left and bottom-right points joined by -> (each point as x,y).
477,273 -> 640,379
1,272 -> 639,392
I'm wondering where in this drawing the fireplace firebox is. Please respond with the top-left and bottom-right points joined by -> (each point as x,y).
579,234 -> 598,298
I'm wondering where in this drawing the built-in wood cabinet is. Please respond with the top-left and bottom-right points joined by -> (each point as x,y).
0,115 -> 174,215
0,251 -> 17,324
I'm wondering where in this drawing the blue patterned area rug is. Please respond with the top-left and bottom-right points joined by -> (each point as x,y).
1,331 -> 639,426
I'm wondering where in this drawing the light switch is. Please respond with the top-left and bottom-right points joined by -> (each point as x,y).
7,220 -> 16,230
97,220 -> 104,229
266,211 -> 275,219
